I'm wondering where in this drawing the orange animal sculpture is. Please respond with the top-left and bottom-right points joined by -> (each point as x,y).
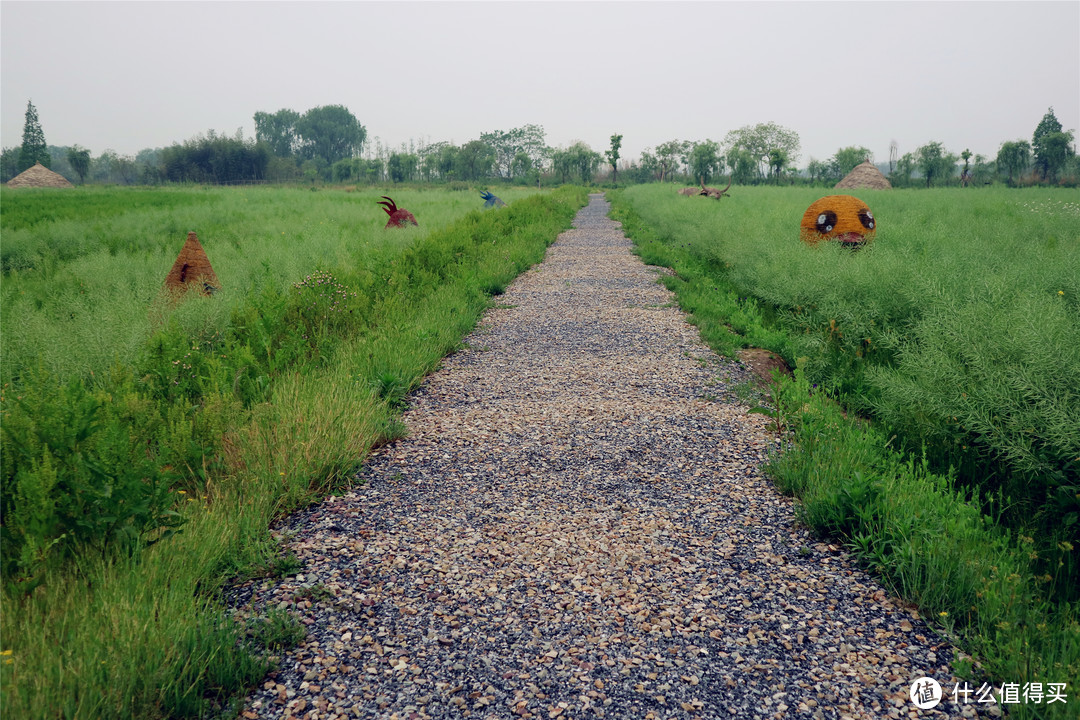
377,196 -> 418,228
800,195 -> 877,248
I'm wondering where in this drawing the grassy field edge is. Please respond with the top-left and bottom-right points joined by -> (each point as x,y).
0,187 -> 589,720
607,189 -> 1079,719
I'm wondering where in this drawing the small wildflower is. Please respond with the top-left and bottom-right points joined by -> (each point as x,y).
1059,290 -> 1065,296
938,611 -> 948,617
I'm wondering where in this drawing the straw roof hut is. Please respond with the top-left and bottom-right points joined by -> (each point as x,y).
6,162 -> 74,188
162,232 -> 220,297
835,160 -> 892,190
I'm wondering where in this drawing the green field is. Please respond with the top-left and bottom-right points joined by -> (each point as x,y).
1,184 -> 544,388
0,183 -> 588,719
613,184 -> 1079,524
2,182 -> 1078,717
610,184 -> 1080,718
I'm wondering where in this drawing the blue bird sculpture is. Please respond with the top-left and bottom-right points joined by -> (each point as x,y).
480,190 -> 506,209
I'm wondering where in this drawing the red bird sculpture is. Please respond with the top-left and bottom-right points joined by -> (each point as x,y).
377,196 -> 418,228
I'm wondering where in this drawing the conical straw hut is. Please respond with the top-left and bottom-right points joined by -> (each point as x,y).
162,232 -> 220,297
6,162 -> 74,188
835,160 -> 892,190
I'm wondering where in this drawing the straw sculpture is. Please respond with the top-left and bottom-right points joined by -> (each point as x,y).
162,231 -> 220,297
6,163 -> 74,188
800,195 -> 877,248
835,160 -> 892,190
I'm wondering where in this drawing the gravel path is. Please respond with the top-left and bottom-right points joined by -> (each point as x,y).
232,195 -> 992,720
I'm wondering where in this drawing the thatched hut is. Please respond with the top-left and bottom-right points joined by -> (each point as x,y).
6,163 -> 74,188
835,160 -> 892,190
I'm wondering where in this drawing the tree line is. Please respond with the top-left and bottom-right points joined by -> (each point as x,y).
3,100 -> 1076,188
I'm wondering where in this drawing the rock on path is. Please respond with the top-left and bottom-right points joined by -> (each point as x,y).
233,195 -> 990,719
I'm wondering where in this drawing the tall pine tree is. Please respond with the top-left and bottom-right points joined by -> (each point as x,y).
17,100 -> 50,172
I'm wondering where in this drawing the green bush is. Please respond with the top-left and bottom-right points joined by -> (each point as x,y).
1,371 -> 184,590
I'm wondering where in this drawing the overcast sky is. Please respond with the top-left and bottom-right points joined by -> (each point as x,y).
2,0 -> 1078,168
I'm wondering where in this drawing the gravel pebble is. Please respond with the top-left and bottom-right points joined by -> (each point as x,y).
231,194 -> 993,719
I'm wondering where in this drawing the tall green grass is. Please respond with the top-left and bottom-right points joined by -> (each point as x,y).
609,185 -> 1079,718
1,185 -> 588,719
763,363 -> 1078,720
0,184 -> 540,388
611,184 -> 1079,545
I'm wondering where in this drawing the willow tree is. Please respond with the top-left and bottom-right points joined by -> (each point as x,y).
995,140 -> 1031,185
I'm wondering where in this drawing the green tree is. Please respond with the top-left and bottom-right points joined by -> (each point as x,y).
387,152 -> 418,183
1032,107 -> 1062,180
688,140 -> 721,184
480,125 -> 548,180
91,149 -> 118,183
66,145 -> 91,184
995,140 -> 1031,185
550,148 -> 573,184
567,141 -> 601,184
638,149 -> 660,182
767,148 -> 789,184
432,143 -> 460,181
725,147 -> 757,185
294,105 -> 365,166
17,100 -> 50,172
605,133 -> 623,186
254,108 -> 301,157
455,140 -> 494,181
892,152 -> 916,187
722,122 -> 800,181
1031,108 -> 1075,183
829,146 -> 872,181
655,140 -> 687,183
1036,131 -> 1075,184
160,130 -> 269,184
915,141 -> 957,188
806,158 -> 829,184
1,146 -> 21,182
969,153 -> 993,186
959,149 -> 972,186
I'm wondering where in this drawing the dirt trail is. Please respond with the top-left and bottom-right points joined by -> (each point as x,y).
234,194 -> 987,719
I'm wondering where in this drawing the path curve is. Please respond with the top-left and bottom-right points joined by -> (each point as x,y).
234,195 -> 987,720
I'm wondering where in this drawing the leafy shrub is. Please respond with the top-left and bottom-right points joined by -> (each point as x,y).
1,372 -> 184,590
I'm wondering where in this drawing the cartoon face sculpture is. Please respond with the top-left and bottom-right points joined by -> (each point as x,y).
800,195 -> 877,248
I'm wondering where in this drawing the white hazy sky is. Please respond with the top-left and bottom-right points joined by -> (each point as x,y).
2,0 -> 1078,167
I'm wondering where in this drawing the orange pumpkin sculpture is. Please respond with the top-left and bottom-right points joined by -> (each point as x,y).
800,195 -> 877,248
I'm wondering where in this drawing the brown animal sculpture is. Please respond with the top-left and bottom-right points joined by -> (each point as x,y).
377,196 -> 418,228
698,176 -> 732,200
678,177 -> 732,199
